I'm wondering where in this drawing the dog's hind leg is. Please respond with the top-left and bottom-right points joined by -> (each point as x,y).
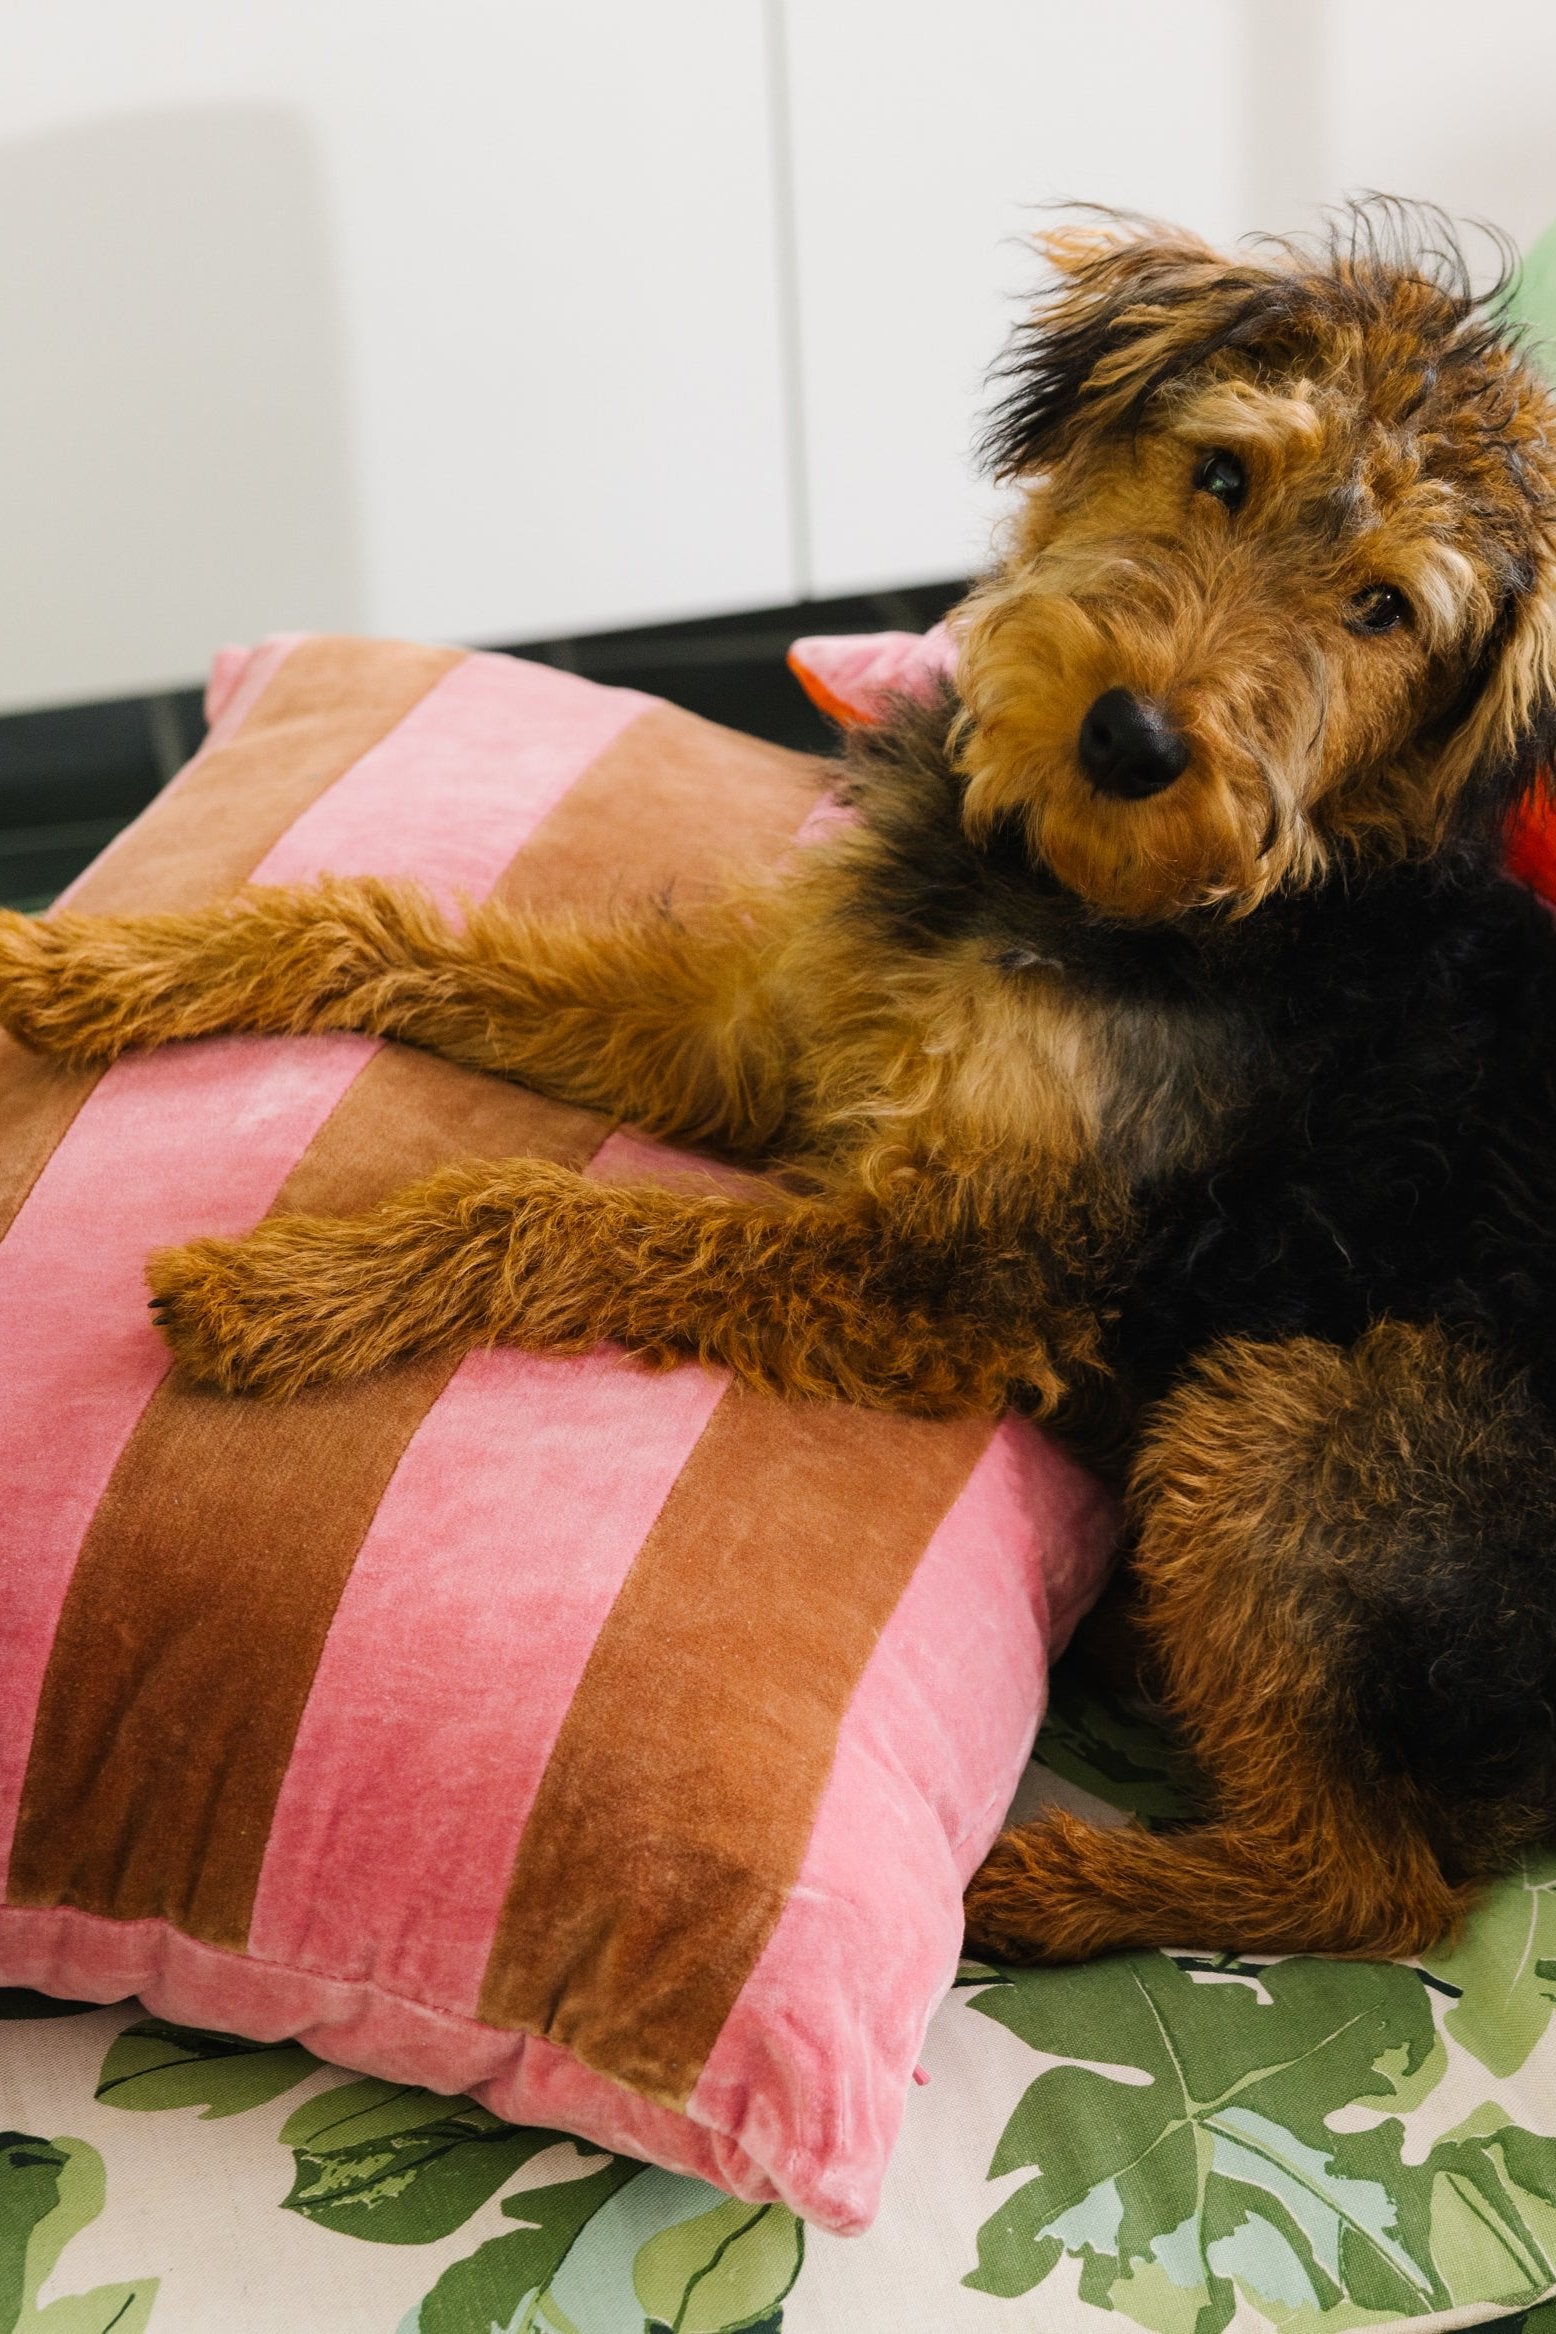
0,880 -> 795,1152
964,1321 -> 1556,1963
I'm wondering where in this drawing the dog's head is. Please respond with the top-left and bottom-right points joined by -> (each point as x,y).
955,203 -> 1556,921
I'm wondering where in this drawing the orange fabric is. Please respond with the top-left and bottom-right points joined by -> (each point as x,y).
785,646 -> 871,729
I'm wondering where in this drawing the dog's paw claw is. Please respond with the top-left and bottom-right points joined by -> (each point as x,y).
146,1239 -> 291,1395
147,1220 -> 407,1399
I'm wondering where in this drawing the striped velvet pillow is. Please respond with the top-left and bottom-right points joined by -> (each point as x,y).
0,635 -> 1117,2233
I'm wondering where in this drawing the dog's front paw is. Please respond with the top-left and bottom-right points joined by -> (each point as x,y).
148,1221 -> 400,1398
149,1234 -> 302,1396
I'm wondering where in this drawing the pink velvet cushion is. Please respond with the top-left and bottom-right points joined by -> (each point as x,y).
0,635 -> 1115,2233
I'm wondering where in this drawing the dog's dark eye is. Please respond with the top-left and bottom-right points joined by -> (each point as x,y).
1195,449 -> 1246,510
1349,585 -> 1411,635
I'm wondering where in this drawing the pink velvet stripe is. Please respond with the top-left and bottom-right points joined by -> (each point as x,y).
250,1345 -> 728,2008
254,652 -> 657,910
586,1125 -> 758,1194
687,1421 -> 1119,2232
0,1030 -> 380,1889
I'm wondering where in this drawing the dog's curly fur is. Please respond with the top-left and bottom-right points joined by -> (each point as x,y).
6,201 -> 1556,1965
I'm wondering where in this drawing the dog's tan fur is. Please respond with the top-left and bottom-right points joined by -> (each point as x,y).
5,208 -> 1556,1963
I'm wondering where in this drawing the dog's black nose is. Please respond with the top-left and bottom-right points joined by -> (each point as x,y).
1077,690 -> 1190,799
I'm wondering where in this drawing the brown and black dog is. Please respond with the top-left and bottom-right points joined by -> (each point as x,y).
5,203 -> 1556,1967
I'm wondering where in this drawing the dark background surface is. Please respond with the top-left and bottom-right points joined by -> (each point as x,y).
0,580 -> 965,911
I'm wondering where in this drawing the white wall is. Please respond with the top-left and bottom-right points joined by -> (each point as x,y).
1300,0 -> 1556,254
0,3 -> 794,709
0,0 -> 1552,712
781,0 -> 1243,597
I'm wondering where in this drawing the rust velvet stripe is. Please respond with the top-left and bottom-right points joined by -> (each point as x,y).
8,1067 -> 609,1942
0,637 -> 461,1242
489,703 -> 826,911
0,1047 -> 100,1249
477,1391 -> 992,2107
274,1045 -> 608,1218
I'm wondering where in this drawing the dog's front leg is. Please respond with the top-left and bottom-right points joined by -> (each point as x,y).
147,1160 -> 1082,1413
0,880 -> 797,1152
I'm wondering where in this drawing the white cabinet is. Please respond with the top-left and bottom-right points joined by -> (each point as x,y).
304,5 -> 796,648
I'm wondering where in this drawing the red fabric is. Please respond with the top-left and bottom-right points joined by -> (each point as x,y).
1507,790 -> 1556,901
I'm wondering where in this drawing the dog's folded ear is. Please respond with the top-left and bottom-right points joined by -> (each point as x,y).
1434,579 -> 1556,845
981,215 -> 1280,479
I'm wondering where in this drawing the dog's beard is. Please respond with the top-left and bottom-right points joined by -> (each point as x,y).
961,740 -> 1286,921
955,574 -> 1326,922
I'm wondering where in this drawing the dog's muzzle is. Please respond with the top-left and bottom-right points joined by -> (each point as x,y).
1077,690 -> 1190,799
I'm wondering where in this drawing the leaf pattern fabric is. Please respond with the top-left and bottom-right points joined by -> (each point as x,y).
1422,1858 -> 1556,2079
95,2018 -> 320,2120
277,2080 -> 574,2246
0,1671 -> 1550,2332
965,1954 -> 1445,2322
0,2127 -> 156,2332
